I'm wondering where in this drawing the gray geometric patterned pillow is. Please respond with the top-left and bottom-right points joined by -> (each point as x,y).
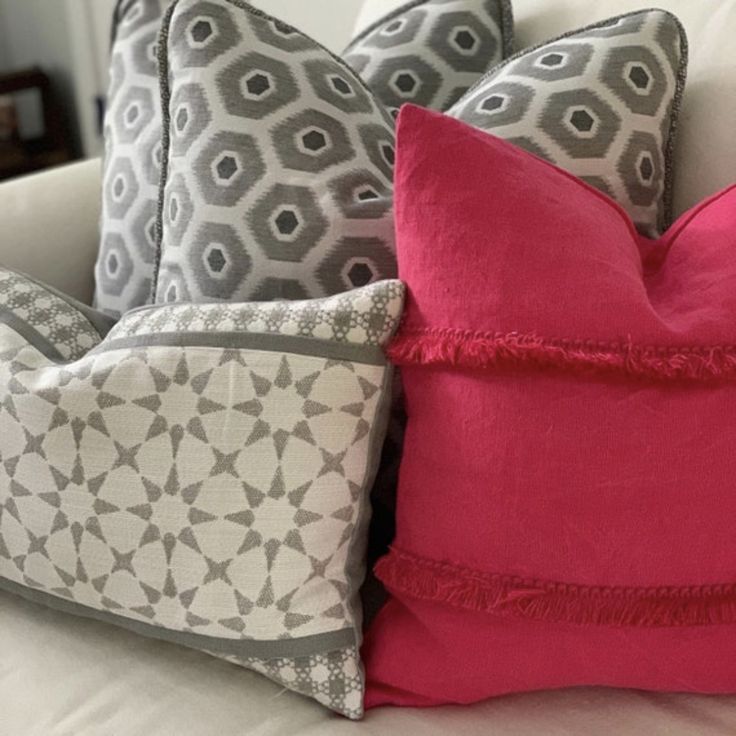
0,269 -> 404,719
155,4 -> 686,311
95,0 -> 172,318
343,0 -> 514,113
449,9 -> 688,236
0,270 -> 115,361
155,0 -> 398,305
97,0 -> 513,316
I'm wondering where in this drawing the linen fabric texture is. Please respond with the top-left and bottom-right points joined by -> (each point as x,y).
363,105 -> 736,708
0,267 -> 405,719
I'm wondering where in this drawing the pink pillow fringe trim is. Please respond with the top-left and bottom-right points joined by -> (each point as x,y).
377,549 -> 736,628
389,328 -> 736,382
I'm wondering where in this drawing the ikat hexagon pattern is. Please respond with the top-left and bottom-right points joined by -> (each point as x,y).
98,2 -> 685,323
95,0 -> 172,318
450,9 -> 687,236
344,0 -> 513,113
156,0 -> 397,304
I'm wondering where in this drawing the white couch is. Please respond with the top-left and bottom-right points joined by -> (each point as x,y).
1,1 -> 736,733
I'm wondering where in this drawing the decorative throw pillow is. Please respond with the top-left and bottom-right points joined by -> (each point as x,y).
154,0 -> 398,305
97,0 -> 514,314
95,0 -> 172,317
363,105 -> 736,709
343,0 -> 514,113
152,4 -> 688,603
449,9 -> 687,236
0,267 -> 404,719
155,3 -> 685,306
0,270 -> 116,360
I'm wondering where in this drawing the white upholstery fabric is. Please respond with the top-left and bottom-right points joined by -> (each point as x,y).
0,159 -> 102,304
356,0 -> 736,221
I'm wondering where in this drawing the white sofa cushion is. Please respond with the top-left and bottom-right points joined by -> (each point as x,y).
3,586 -> 736,735
0,160 -> 102,305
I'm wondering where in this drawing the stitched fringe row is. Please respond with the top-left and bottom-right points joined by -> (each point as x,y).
375,549 -> 736,627
388,329 -> 736,381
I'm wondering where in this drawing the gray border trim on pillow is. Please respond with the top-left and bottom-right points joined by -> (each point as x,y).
152,0 -> 176,297
457,8 -> 688,230
341,362 -> 393,699
152,0 -> 396,296
0,576 -> 354,659
92,331 -> 388,365
0,312 -> 67,363
17,272 -> 118,338
345,0 -> 515,60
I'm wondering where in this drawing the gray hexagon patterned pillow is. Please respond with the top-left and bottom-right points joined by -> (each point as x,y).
95,0 -> 172,318
449,9 -> 688,236
343,0 -> 514,113
154,0 -> 402,304
95,0 -> 514,317
155,3 -> 686,308
155,0 -> 402,305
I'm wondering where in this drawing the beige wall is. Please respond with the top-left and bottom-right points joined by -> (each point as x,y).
65,0 -> 117,158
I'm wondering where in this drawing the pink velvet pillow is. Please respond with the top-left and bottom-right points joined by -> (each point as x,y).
364,104 -> 736,709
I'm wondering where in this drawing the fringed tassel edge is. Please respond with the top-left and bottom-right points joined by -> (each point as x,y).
388,329 -> 736,382
375,549 -> 736,627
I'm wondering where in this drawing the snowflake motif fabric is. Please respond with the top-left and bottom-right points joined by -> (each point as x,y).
0,268 -> 404,719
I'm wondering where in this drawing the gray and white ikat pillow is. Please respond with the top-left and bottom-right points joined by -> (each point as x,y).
0,266 -> 405,719
155,3 -> 686,308
95,0 -> 172,317
450,9 -> 688,236
95,0 -> 513,316
155,0 -> 399,304
343,0 -> 514,113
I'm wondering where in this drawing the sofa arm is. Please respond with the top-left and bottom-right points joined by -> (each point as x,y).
0,159 -> 102,305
